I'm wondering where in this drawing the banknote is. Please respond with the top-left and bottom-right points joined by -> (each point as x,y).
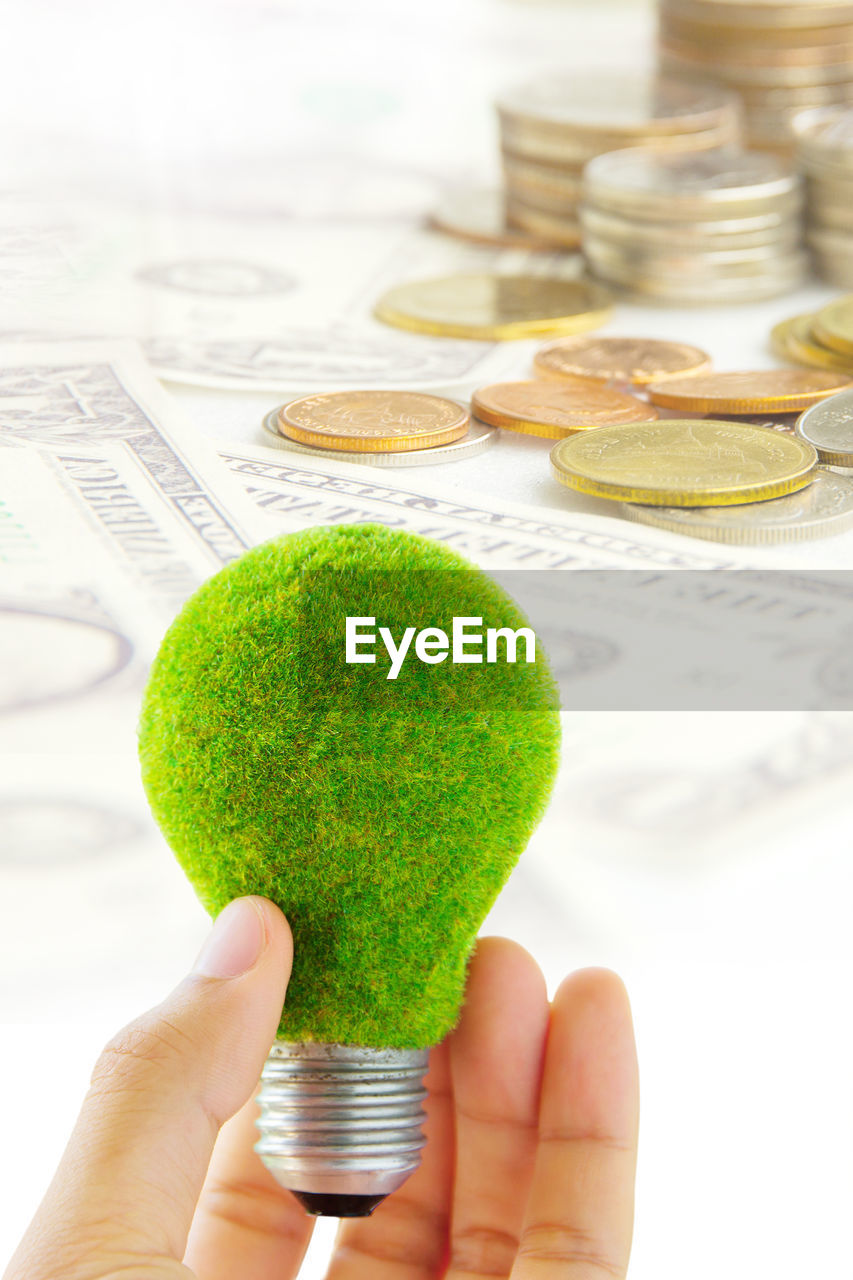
215,438 -> 751,570
0,340 -> 274,574
0,197 -> 574,394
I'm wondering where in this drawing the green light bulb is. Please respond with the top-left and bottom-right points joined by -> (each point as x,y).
139,524 -> 561,1216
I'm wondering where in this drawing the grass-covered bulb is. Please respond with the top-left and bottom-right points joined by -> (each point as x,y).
139,523 -> 561,1215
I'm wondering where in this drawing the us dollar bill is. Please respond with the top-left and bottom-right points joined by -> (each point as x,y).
0,341 -> 274,604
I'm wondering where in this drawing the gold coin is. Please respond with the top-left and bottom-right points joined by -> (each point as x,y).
646,369 -> 851,412
471,379 -> 658,439
534,336 -> 712,386
550,419 -> 818,506
279,391 -> 470,453
770,313 -> 853,372
813,295 -> 853,355
374,274 -> 611,340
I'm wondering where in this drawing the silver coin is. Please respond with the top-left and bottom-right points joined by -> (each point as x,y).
582,147 -> 802,220
740,80 -> 853,107
429,187 -> 561,250
586,260 -> 807,303
504,198 -> 582,247
580,204 -> 801,251
496,70 -> 736,135
499,118 -> 733,167
797,387 -> 853,465
502,154 -> 583,197
622,468 -> 853,543
502,157 -> 582,215
261,407 -> 497,466
582,229 -> 802,271
794,104 -> 853,173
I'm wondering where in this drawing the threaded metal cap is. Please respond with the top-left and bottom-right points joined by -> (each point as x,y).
255,1041 -> 429,1212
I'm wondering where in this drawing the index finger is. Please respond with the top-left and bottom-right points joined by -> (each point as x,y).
511,968 -> 639,1280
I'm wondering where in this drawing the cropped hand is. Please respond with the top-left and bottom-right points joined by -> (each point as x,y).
5,895 -> 638,1280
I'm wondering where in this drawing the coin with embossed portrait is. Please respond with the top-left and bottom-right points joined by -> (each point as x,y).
262,406 -> 495,465
797,385 -> 853,465
647,369 -> 851,413
472,379 -> 658,439
550,419 -> 818,505
534,335 -> 712,387
278,390 -> 470,453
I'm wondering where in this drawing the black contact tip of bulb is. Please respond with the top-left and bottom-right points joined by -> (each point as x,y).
290,1190 -> 388,1218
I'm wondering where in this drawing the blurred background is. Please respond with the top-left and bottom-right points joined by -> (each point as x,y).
1,1 -> 852,1277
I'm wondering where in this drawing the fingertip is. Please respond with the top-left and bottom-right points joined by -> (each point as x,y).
553,967 -> 633,1024
468,935 -> 548,1008
548,967 -> 639,1139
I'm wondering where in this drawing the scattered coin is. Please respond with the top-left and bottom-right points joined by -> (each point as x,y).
471,379 -> 658,439
550,419 -> 818,505
278,390 -> 470,453
770,312 -> 853,372
374,274 -> 611,341
647,369 -> 851,413
622,467 -> 853,543
797,385 -> 853,465
429,187 -> 563,251
813,294 -> 853,355
262,407 -> 496,466
533,335 -> 712,386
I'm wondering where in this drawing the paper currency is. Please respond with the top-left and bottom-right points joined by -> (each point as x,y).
0,341 -> 273,581
216,438 -> 751,569
0,198 -> 566,394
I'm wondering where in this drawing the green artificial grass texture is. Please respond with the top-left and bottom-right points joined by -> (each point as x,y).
139,524 -> 561,1048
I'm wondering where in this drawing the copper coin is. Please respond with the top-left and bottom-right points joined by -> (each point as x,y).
534,336 -> 712,387
647,369 -> 852,413
471,378 -> 658,439
279,390 -> 470,453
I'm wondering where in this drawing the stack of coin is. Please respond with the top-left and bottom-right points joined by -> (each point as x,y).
494,71 -> 740,249
550,418 -> 853,545
262,390 -> 496,467
658,0 -> 853,153
771,297 -> 853,375
793,105 -> 853,284
580,147 -> 806,302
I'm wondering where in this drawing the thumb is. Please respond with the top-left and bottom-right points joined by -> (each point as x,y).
6,896 -> 292,1280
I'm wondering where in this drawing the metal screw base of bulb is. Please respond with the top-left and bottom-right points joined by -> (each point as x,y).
254,1041 -> 430,1217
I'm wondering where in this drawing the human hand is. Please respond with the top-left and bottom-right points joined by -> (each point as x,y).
4,896 -> 639,1280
